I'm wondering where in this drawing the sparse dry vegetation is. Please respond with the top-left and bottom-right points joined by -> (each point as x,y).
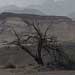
4,63 -> 16,69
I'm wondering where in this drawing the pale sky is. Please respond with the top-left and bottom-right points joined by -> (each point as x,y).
0,0 -> 45,7
0,0 -> 74,16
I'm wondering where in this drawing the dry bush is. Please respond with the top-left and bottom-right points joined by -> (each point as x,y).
4,63 -> 16,69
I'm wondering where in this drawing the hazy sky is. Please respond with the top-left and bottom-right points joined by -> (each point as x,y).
0,0 -> 45,7
0,0 -> 74,16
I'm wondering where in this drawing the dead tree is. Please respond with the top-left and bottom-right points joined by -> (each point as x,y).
8,19 -> 73,67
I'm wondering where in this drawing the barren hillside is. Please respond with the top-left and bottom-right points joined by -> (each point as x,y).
0,12 -> 74,66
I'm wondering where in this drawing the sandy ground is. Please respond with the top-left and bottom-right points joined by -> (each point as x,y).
0,69 -> 75,75
0,65 -> 75,75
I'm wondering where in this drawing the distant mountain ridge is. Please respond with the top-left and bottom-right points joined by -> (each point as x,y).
68,12 -> 75,20
0,12 -> 72,20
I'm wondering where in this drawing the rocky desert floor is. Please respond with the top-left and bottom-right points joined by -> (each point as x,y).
0,65 -> 74,75
0,69 -> 75,75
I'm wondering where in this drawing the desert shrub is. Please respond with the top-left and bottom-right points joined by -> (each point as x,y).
4,63 -> 16,69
